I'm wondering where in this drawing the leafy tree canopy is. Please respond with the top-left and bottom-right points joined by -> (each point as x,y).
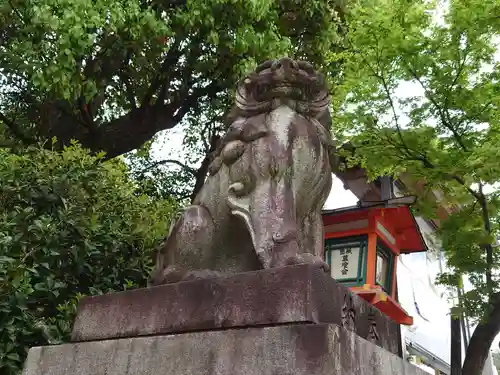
0,0 -> 345,159
0,2 -> 347,372
0,143 -> 177,375
329,0 -> 499,373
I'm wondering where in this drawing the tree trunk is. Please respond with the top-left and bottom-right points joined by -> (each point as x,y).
189,134 -> 221,202
461,294 -> 500,375
28,80 -> 222,160
451,315 -> 462,375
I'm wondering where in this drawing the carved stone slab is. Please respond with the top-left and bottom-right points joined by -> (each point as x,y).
71,265 -> 400,355
26,324 -> 426,375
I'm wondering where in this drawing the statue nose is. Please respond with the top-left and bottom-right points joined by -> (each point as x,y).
271,57 -> 299,72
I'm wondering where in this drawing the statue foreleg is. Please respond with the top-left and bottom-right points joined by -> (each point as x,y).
148,205 -> 222,285
227,178 -> 329,272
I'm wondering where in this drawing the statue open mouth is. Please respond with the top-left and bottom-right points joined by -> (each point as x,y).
235,57 -> 329,117
257,83 -> 307,101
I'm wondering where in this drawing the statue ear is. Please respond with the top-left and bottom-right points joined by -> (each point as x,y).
240,114 -> 268,142
316,108 -> 332,129
224,106 -> 240,128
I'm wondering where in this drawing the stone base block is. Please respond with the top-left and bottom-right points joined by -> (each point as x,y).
23,324 -> 425,375
71,265 -> 400,355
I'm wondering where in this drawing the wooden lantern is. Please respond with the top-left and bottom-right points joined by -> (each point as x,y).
322,205 -> 427,325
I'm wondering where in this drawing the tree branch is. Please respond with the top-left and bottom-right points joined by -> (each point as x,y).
349,34 -> 416,160
142,38 -> 182,108
200,121 -> 213,152
83,34 -> 125,83
64,78 -> 223,160
23,33 -> 223,159
377,72 -> 414,155
443,33 -> 470,139
461,101 -> 493,125
405,64 -> 469,152
139,159 -> 197,175
157,81 -> 221,126
477,183 -> 494,299
124,76 -> 137,109
77,97 -> 98,132
120,50 -> 137,109
382,133 -> 481,201
8,0 -> 25,24
466,199 -> 478,218
0,110 -> 34,144
190,132 -> 220,202
461,293 -> 500,374
448,31 -> 469,93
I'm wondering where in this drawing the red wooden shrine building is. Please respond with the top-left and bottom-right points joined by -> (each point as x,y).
321,166 -> 430,326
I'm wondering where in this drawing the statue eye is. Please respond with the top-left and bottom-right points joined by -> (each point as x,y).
258,83 -> 269,95
297,61 -> 314,74
255,60 -> 273,73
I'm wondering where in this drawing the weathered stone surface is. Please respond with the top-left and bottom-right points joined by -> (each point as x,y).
71,265 -> 400,355
25,324 -> 426,375
149,58 -> 335,286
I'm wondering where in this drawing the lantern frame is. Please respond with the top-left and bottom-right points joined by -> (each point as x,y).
322,205 -> 427,326
324,235 -> 368,287
375,239 -> 395,293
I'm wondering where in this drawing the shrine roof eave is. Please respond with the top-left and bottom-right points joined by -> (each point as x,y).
332,158 -> 444,230
321,205 -> 428,254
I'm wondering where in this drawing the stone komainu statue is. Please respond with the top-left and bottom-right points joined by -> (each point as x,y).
150,57 -> 337,285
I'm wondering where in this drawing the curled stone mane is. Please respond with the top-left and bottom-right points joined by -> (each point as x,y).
208,57 -> 334,179
235,59 -> 330,118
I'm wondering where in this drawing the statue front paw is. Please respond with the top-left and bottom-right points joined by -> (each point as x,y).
268,239 -> 330,273
284,253 -> 330,273
148,266 -> 223,286
182,269 -> 223,281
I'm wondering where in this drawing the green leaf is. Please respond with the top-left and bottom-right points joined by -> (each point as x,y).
0,143 -> 177,373
6,353 -> 20,361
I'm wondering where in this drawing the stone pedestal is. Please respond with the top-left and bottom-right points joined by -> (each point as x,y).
22,265 -> 427,375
